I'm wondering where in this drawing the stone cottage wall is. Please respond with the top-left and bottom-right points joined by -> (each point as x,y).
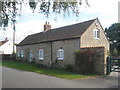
52,38 -> 80,69
16,42 -> 52,66
80,19 -> 109,52
16,38 -> 80,68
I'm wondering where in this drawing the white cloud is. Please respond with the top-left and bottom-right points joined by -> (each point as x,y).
15,19 -> 74,43
81,0 -> 118,15
78,0 -> 119,28
0,0 -> 119,44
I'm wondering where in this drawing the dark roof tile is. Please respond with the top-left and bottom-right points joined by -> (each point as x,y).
18,19 -> 96,46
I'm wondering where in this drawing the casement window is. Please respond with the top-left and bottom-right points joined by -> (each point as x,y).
39,49 -> 44,60
21,50 -> 24,57
30,50 -> 33,58
17,51 -> 20,57
93,29 -> 100,39
29,50 -> 33,62
57,49 -> 64,60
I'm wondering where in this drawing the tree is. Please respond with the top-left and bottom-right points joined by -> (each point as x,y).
105,23 -> 120,56
0,0 -> 90,29
0,0 -> 89,54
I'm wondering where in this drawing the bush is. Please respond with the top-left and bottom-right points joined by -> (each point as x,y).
36,64 -> 47,69
31,58 -> 36,64
75,49 -> 96,74
17,57 -> 25,63
62,64 -> 73,72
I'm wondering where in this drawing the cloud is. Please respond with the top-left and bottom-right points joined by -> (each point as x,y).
80,0 -> 118,15
0,0 -> 119,44
15,18 -> 74,43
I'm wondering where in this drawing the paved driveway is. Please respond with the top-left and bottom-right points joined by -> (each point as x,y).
1,66 -> 119,88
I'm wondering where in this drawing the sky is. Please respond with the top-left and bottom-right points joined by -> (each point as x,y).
0,0 -> 120,44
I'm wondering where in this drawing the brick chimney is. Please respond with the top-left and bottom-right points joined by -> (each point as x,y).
44,21 -> 51,31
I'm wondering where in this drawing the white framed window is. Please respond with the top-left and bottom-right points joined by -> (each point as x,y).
57,49 -> 64,60
17,51 -> 20,57
39,49 -> 44,60
21,50 -> 24,57
93,29 -> 100,39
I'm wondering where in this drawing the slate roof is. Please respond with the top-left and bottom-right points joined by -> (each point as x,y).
18,18 -> 96,46
0,40 -> 8,46
0,41 -> 5,46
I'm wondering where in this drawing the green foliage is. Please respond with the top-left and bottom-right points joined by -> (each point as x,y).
0,0 -> 90,28
0,1 -> 17,29
75,49 -> 96,74
107,50 -> 110,56
17,57 -> 25,63
105,23 -> 120,56
30,58 -> 36,64
2,60 -> 98,79
62,64 -> 73,72
2,61 -> 22,66
29,0 -> 37,13
36,64 -> 47,69
75,50 -> 81,54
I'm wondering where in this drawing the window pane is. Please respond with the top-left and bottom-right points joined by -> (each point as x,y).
39,49 -> 44,60
17,51 -> 20,57
97,30 -> 100,38
30,50 -> 33,58
57,49 -> 64,60
93,29 -> 100,39
21,50 -> 24,57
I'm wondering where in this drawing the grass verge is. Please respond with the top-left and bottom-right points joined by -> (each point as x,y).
2,60 -> 99,79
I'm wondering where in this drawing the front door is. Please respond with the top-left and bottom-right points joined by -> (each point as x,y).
29,50 -> 33,62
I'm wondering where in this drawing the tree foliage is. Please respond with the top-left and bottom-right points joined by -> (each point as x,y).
105,23 -> 120,56
0,1 -> 20,30
0,0 -> 90,29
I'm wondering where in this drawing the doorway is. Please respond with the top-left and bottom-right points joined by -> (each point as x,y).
29,50 -> 33,62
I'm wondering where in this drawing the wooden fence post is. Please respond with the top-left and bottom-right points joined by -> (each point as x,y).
106,56 -> 111,75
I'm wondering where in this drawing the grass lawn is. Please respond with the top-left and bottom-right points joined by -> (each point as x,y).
0,60 -> 21,66
0,61 -> 2,66
1,60 -> 99,79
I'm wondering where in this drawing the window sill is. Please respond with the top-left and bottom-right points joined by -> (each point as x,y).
39,59 -> 44,61
94,37 -> 100,40
57,59 -> 64,60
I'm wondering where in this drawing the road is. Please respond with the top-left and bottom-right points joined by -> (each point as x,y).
1,66 -> 119,88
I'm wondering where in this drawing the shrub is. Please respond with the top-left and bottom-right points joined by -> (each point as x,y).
62,64 -> 73,72
17,57 -> 25,63
31,58 -> 36,64
36,64 -> 47,69
75,49 -> 96,74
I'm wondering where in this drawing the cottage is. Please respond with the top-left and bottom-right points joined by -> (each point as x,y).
0,38 -> 16,54
0,38 -> 16,60
16,18 -> 109,74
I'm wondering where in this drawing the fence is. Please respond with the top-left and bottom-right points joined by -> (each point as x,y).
106,57 -> 120,75
0,54 -> 12,60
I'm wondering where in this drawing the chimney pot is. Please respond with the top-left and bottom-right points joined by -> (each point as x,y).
44,21 -> 51,31
45,21 -> 47,24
